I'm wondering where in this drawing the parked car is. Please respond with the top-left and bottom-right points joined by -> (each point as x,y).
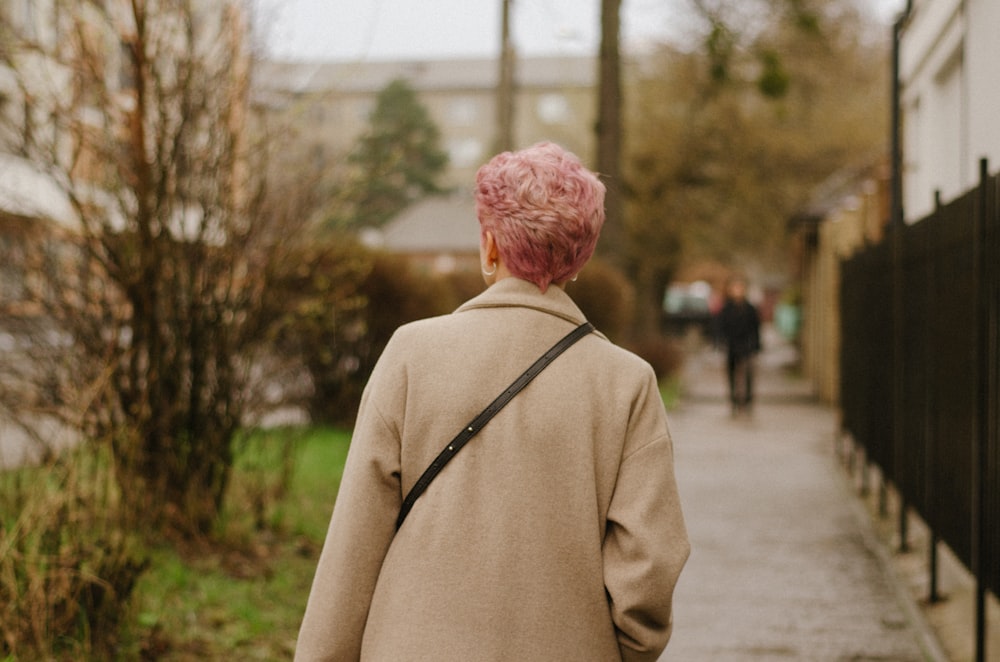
661,281 -> 714,338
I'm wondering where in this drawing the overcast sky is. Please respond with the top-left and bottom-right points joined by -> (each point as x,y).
255,0 -> 907,62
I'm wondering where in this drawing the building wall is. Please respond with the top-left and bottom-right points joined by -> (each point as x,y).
255,56 -> 597,191
798,0 -> 1000,404
965,0 -> 1000,175
899,0 -> 1000,221
797,171 -> 889,404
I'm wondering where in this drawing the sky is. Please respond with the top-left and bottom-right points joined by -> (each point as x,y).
255,0 -> 908,62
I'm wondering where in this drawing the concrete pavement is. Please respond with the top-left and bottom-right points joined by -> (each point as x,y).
660,329 -> 947,661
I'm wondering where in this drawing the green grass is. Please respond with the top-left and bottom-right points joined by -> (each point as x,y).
660,374 -> 682,410
12,385 -> 680,660
118,426 -> 352,660
2,377 -> 684,660
272,426 -> 352,541
120,388 -> 683,657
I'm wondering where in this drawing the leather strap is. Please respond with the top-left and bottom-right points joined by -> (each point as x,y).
395,321 -> 594,530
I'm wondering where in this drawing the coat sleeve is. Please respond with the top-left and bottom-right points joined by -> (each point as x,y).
294,354 -> 404,662
603,374 -> 690,662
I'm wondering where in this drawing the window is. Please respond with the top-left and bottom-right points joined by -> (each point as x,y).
447,97 -> 478,126
448,138 -> 482,168
355,100 -> 373,121
536,93 -> 570,124
20,0 -> 37,40
118,40 -> 136,91
312,143 -> 326,170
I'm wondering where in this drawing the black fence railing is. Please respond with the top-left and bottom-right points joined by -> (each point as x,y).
840,160 -> 998,661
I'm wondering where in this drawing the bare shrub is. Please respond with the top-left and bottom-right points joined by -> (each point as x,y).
223,426 -> 305,535
626,333 -> 683,381
0,0 -> 335,536
0,451 -> 148,659
302,251 -> 456,425
566,257 -> 636,343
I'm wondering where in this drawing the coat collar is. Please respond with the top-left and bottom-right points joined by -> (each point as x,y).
455,277 -> 588,326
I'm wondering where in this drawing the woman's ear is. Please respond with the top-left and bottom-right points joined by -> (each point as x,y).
484,231 -> 499,264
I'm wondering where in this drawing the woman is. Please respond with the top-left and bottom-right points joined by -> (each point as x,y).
295,142 -> 689,662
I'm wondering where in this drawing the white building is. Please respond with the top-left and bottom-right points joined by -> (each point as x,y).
898,0 -> 1000,221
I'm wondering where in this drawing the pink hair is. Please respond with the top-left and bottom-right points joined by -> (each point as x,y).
475,142 -> 606,292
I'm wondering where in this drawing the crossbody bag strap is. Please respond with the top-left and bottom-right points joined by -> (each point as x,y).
395,321 -> 594,531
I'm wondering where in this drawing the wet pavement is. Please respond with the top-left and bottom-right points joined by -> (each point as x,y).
661,329 -> 947,661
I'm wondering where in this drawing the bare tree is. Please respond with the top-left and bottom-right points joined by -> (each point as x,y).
621,0 -> 888,324
0,0 -> 330,534
596,0 -> 624,263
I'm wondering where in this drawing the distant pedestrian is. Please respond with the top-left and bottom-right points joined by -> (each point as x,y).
295,142 -> 689,661
717,276 -> 761,415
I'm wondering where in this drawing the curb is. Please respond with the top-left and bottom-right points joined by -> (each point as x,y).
838,462 -> 951,662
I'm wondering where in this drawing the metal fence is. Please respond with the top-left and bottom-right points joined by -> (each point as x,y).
840,160 -> 998,661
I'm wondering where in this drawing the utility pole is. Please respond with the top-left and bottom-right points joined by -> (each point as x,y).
495,0 -> 516,154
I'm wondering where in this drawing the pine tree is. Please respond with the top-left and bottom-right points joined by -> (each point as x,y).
333,78 -> 449,230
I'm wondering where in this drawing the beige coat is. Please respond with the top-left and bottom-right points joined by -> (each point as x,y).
295,278 -> 689,662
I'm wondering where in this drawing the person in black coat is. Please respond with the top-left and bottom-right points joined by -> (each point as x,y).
716,276 -> 761,415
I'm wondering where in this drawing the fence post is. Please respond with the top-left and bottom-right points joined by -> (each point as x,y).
927,190 -> 942,604
889,0 -> 910,555
973,157 -> 990,662
926,190 -> 942,603
892,200 -> 908,552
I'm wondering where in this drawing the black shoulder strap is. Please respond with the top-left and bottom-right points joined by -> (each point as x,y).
395,321 -> 594,531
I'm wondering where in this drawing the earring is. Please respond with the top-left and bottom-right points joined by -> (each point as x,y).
482,262 -> 497,276
571,274 -> 578,282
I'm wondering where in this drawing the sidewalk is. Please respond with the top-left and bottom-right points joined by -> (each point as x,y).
660,328 -> 947,661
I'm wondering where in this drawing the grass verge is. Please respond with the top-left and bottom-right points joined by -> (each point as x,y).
117,426 -> 351,661
119,383 -> 680,659
660,375 -> 682,410
6,382 -> 679,660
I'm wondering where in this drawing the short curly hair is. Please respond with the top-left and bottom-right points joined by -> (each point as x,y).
475,142 -> 605,292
